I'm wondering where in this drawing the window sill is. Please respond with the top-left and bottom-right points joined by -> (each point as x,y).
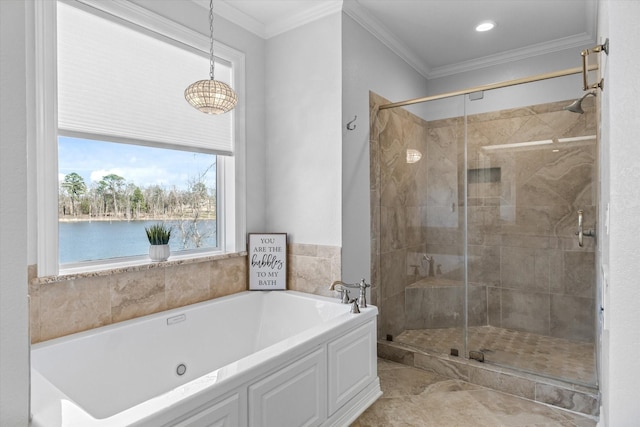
32,251 -> 247,285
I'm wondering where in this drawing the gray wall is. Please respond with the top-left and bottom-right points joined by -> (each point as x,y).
0,1 -> 30,423
264,13 -> 343,245
341,13 -> 428,283
419,47 -> 594,121
598,0 -> 640,424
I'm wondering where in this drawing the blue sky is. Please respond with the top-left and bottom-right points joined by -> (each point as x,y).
58,136 -> 216,190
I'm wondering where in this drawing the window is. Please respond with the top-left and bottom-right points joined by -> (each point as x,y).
35,0 -> 245,275
58,137 -> 219,264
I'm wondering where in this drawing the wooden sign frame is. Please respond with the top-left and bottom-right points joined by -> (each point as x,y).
248,233 -> 287,290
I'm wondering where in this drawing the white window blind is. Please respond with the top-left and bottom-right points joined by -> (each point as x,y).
57,2 -> 234,155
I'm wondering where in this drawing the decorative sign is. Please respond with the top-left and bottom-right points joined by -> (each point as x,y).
248,233 -> 287,290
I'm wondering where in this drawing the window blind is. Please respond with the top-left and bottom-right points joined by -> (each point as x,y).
57,2 -> 234,155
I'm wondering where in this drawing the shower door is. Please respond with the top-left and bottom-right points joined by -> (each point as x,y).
465,92 -> 597,385
372,86 -> 598,387
372,92 -> 468,360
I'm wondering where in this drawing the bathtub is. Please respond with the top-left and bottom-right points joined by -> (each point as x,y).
30,290 -> 381,426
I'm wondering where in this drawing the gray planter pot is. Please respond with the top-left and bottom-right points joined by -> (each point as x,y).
149,244 -> 170,262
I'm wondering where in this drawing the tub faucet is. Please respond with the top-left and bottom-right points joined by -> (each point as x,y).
330,280 -> 352,304
330,279 -> 370,308
329,280 -> 349,291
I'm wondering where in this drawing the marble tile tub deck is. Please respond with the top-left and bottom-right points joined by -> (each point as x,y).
352,359 -> 597,427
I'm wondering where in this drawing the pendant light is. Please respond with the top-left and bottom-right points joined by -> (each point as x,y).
184,0 -> 237,114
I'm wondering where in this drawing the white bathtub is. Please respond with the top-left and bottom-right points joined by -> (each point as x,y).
30,290 -> 381,426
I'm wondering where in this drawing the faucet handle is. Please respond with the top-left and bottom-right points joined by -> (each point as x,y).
349,299 -> 360,314
357,279 -> 369,308
340,288 -> 350,304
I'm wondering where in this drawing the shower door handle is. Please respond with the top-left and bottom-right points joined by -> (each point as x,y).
576,210 -> 595,247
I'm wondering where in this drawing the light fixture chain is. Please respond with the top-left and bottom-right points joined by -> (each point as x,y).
184,0 -> 237,114
209,0 -> 215,80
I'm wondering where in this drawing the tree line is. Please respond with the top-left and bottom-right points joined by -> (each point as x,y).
59,171 -> 216,221
59,171 -> 217,248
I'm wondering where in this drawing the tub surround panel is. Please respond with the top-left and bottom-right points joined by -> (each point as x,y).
165,262 -> 212,307
31,244 -> 341,344
28,268 -> 41,343
210,256 -> 249,298
29,254 -> 247,344
286,243 -> 341,298
39,276 -> 112,342
111,268 -> 166,323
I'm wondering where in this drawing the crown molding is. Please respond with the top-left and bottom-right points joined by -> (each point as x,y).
194,0 -> 598,79
265,1 -> 343,38
194,0 -> 267,38
427,33 -> 596,79
345,0 -> 597,79
194,0 -> 342,40
342,0 -> 431,79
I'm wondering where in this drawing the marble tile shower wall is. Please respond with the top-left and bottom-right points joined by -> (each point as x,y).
29,243 -> 341,343
370,92 -> 596,343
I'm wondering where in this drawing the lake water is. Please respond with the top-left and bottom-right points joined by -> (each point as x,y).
59,220 -> 217,264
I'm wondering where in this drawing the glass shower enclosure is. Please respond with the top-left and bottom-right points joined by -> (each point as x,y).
370,79 -> 597,387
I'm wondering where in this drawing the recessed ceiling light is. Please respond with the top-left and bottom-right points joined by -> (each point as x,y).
476,21 -> 496,32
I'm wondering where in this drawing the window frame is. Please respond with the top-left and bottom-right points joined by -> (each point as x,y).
35,0 -> 246,276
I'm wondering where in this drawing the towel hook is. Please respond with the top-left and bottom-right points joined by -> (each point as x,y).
346,115 -> 357,131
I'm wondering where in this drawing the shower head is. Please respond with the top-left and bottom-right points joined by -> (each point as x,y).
563,91 -> 597,114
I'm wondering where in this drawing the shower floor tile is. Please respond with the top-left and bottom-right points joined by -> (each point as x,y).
394,326 -> 596,384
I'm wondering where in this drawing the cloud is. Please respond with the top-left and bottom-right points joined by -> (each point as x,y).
90,168 -> 125,183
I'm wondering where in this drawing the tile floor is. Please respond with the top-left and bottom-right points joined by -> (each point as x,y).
394,326 -> 596,385
351,359 -> 598,427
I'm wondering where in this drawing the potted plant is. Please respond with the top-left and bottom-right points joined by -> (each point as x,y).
145,223 -> 172,261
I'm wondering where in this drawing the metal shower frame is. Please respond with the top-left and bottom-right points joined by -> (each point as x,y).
379,39 -> 610,111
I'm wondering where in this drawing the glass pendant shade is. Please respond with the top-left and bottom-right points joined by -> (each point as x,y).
184,0 -> 237,115
185,78 -> 237,115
